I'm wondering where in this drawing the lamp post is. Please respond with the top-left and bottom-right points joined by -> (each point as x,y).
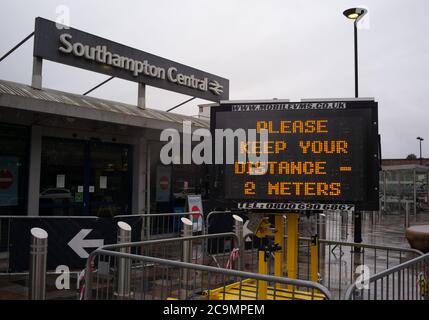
343,7 -> 368,97
417,137 -> 424,165
343,7 -> 368,247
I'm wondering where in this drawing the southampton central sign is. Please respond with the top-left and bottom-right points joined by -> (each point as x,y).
33,17 -> 229,102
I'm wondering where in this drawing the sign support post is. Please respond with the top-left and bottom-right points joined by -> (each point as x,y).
286,213 -> 299,290
274,214 -> 284,287
310,234 -> 319,283
31,57 -> 42,90
137,82 -> 146,110
257,249 -> 268,300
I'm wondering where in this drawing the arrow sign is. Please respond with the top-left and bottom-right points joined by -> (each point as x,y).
243,220 -> 253,242
68,229 -> 104,258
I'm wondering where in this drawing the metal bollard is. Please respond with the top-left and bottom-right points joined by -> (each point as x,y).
29,227 -> 48,300
180,217 -> 193,300
116,221 -> 132,299
232,215 -> 244,270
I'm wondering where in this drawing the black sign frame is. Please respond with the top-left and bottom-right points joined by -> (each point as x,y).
210,100 -> 380,211
33,17 -> 229,102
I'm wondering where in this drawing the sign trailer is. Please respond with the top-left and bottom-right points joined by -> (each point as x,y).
210,100 -> 380,212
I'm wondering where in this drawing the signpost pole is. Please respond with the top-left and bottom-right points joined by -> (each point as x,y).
29,228 -> 48,300
353,211 -> 362,250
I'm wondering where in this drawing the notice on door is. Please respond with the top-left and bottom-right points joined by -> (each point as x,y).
100,176 -> 107,189
56,174 -> 65,188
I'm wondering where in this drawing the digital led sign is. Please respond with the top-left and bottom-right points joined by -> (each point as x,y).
210,100 -> 380,211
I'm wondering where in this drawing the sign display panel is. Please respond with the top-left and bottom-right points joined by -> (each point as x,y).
33,17 -> 229,102
210,100 -> 380,211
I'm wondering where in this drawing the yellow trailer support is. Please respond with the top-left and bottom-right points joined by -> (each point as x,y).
204,278 -> 326,300
204,212 -> 322,300
310,234 -> 319,282
286,213 -> 299,292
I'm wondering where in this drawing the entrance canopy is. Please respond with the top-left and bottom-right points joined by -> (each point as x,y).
0,79 -> 208,132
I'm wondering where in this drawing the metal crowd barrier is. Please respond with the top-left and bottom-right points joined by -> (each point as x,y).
206,211 -> 424,299
344,252 -> 429,300
205,211 -> 260,273
84,233 -> 332,300
116,212 -> 205,241
288,237 -> 423,299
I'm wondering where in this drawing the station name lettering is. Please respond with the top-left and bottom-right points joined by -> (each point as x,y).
58,33 -> 223,95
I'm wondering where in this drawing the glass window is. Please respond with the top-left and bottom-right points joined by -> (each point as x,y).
39,137 -> 132,216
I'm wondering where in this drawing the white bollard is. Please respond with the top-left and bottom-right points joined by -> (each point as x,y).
232,215 -> 244,270
117,221 -> 132,299
29,228 -> 48,300
180,217 -> 193,299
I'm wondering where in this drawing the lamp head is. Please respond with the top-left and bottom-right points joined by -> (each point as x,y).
417,137 -> 424,141
343,7 -> 367,20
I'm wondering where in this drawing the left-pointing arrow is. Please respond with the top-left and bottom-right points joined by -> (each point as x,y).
67,229 -> 104,258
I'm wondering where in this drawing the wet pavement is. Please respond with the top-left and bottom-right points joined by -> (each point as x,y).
347,210 -> 429,248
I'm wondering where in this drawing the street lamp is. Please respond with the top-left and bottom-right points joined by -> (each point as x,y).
417,137 -> 424,165
343,7 -> 368,98
343,7 -> 368,248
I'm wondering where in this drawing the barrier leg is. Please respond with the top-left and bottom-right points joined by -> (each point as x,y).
29,228 -> 48,300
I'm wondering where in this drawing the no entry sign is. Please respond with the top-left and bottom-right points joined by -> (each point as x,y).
0,169 -> 13,189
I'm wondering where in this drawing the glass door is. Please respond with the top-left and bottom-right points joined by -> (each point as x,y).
88,141 -> 132,217
40,138 -> 132,216
39,138 -> 85,216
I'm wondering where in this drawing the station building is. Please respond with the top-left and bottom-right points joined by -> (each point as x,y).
0,17 -> 228,217
0,79 -> 212,217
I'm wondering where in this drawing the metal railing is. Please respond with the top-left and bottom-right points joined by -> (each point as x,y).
116,212 -> 205,241
84,234 -> 332,300
344,252 -> 429,300
205,211 -> 424,299
205,211 -> 259,272
288,236 -> 423,299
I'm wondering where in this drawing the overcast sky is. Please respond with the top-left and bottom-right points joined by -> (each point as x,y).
0,0 -> 428,159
